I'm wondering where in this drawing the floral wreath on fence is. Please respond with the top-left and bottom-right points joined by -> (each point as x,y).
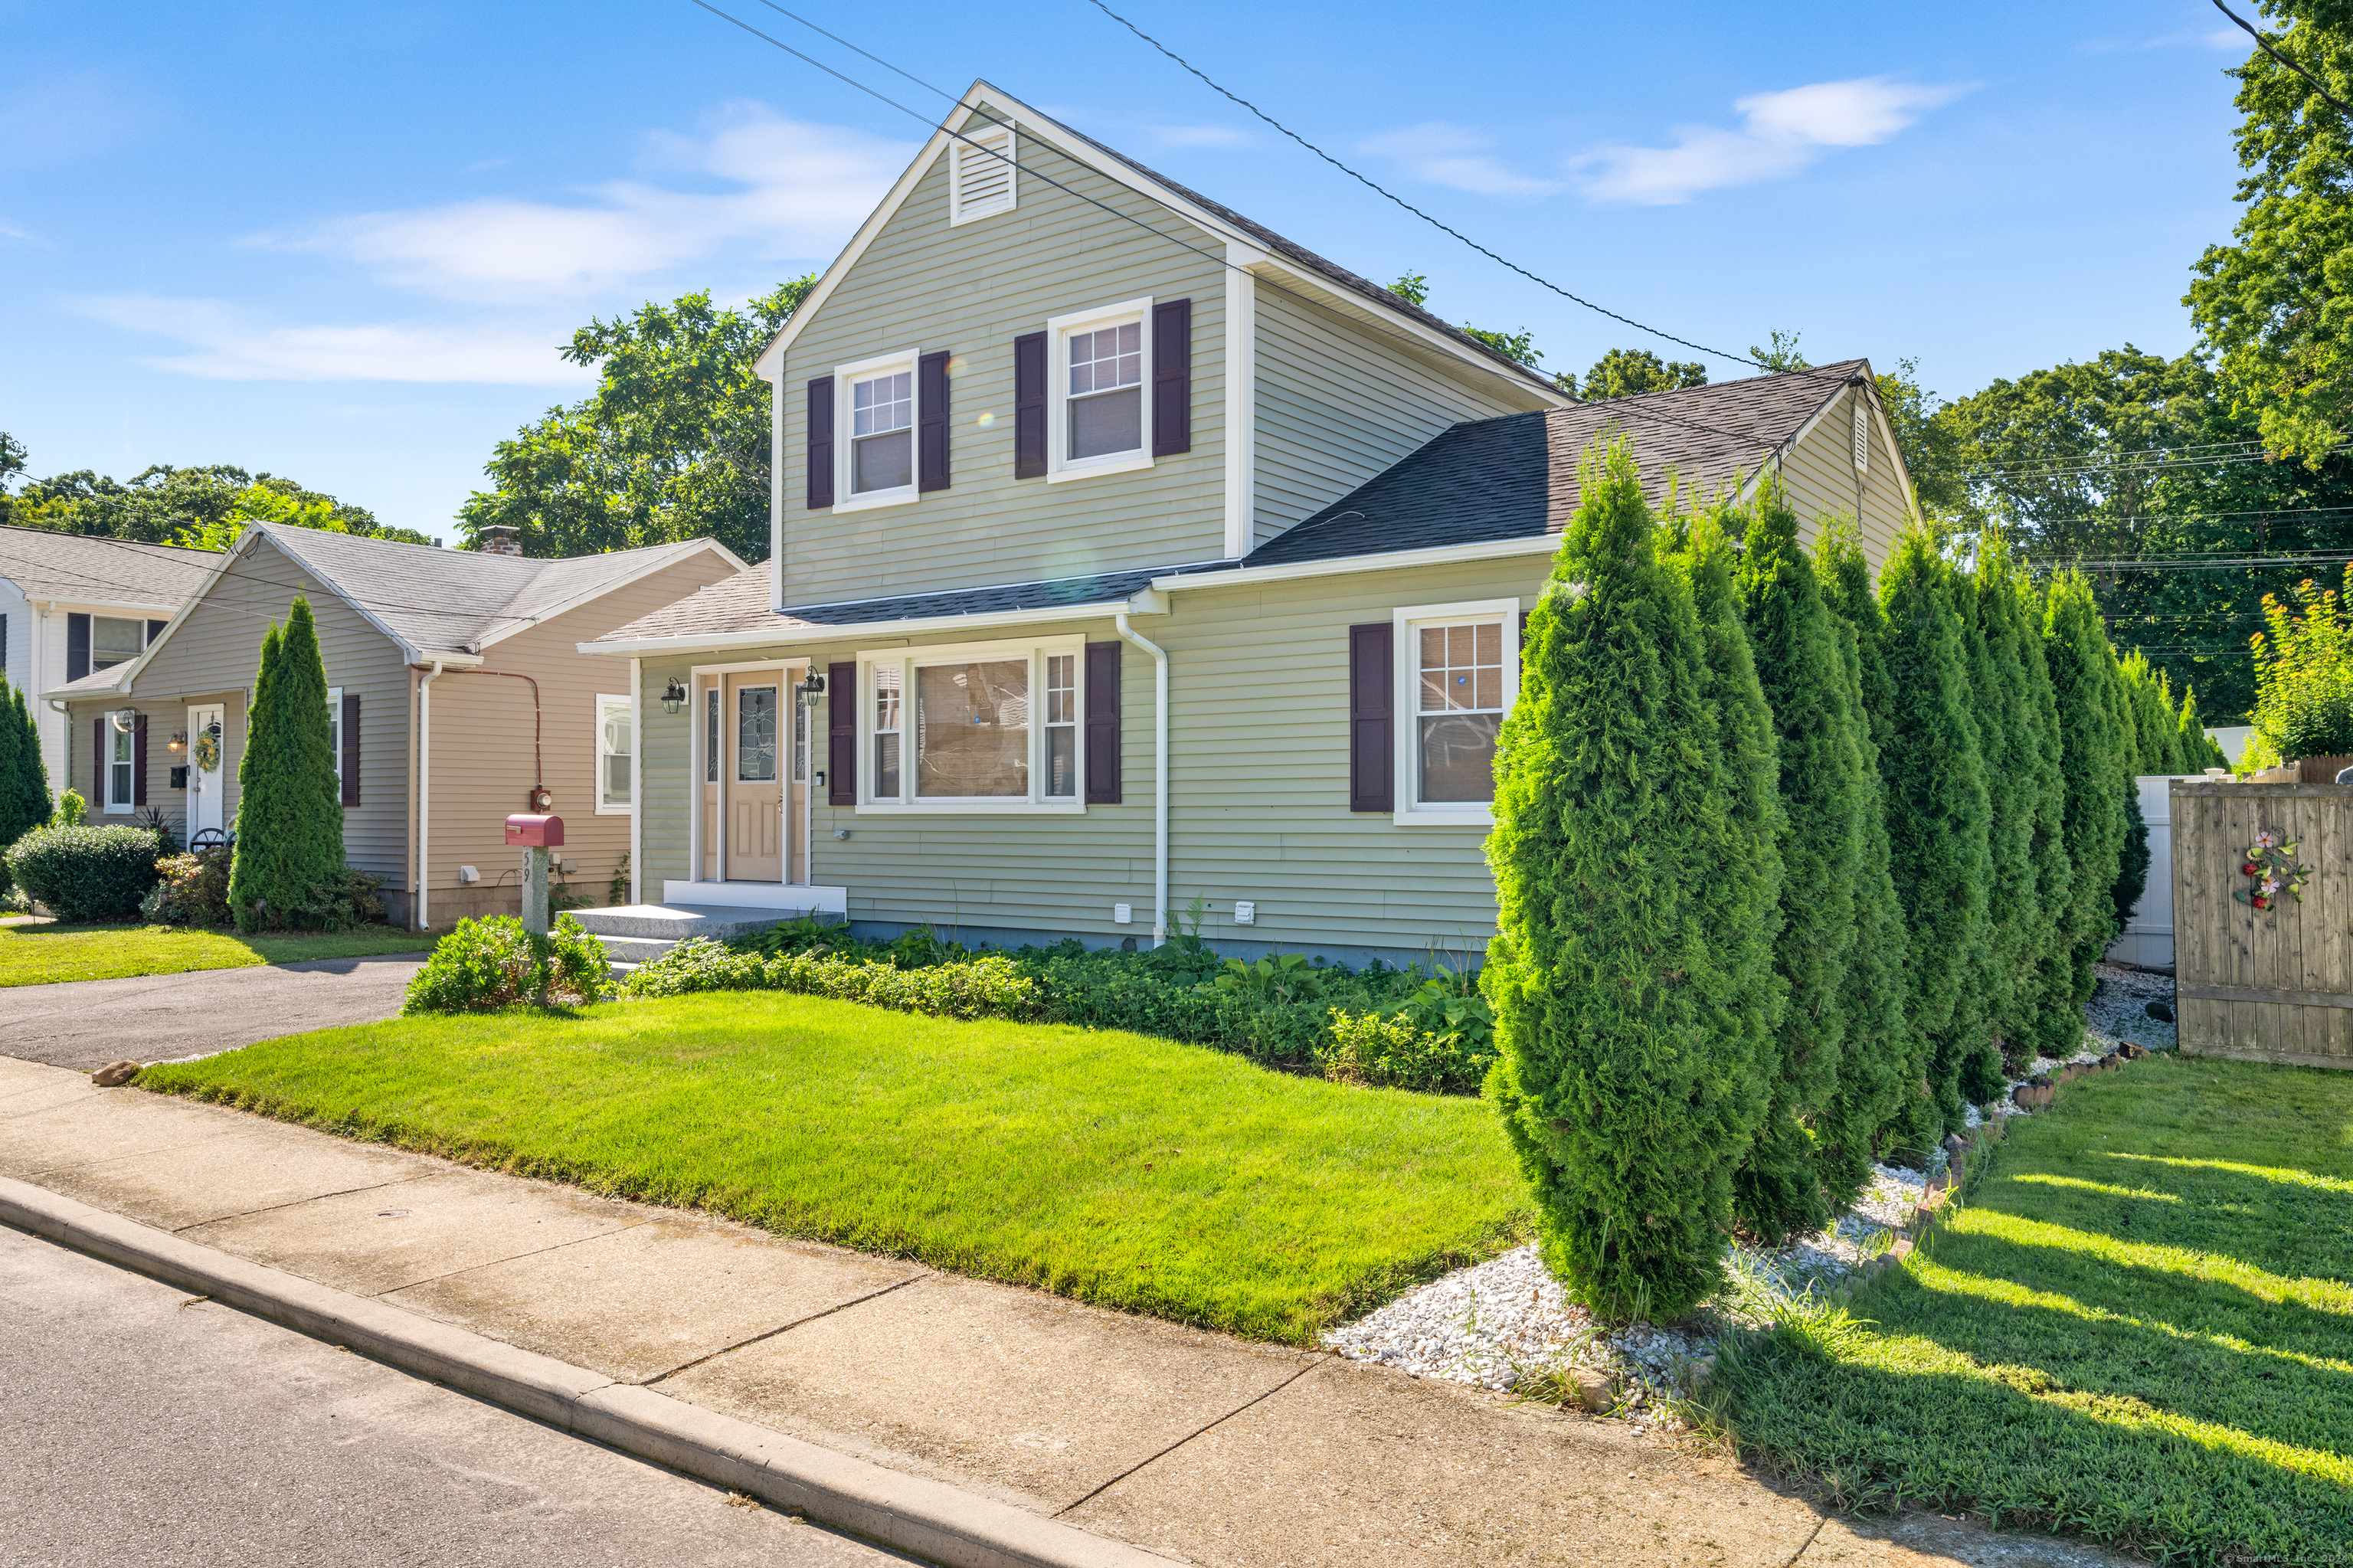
2237,830 -> 2312,912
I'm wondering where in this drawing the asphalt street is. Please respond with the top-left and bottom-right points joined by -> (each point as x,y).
0,954 -> 428,1071
0,1225 -> 909,1566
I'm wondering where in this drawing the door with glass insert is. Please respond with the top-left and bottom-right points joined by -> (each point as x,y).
725,673 -> 781,882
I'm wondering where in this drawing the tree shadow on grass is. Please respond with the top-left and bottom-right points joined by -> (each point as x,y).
1969,1152 -> 2353,1284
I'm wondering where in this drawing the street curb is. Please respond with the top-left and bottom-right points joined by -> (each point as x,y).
0,1175 -> 1173,1568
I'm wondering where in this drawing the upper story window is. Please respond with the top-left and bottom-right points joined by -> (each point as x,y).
1392,599 -> 1519,826
859,637 -> 1085,813
92,616 -> 145,671
947,119 -> 1016,224
831,349 -> 921,512
1046,297 -> 1154,483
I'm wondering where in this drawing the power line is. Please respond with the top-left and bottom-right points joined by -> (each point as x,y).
2211,0 -> 2353,118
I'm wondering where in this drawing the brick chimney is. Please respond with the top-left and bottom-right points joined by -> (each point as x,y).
478,525 -> 524,557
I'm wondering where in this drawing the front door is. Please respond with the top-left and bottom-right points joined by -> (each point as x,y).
187,705 -> 225,840
725,673 -> 781,882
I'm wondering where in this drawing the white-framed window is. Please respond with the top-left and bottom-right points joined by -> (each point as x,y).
106,719 -> 135,813
859,636 -> 1085,813
833,348 -> 921,512
92,616 -> 145,672
1393,599 -> 1519,827
947,118 -> 1016,224
596,694 -> 632,813
1047,297 -> 1153,483
326,686 -> 342,789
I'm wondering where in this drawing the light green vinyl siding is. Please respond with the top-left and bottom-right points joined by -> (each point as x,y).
1251,287 -> 1538,548
1774,384 -> 1912,570
633,556 -> 1545,955
777,136 -> 1229,606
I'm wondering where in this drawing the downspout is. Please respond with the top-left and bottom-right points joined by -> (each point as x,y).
1112,613 -> 1169,946
414,661 -> 443,931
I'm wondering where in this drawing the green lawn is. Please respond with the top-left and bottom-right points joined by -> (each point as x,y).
139,993 -> 1529,1341
1722,1053 -> 2353,1566
0,922 -> 436,986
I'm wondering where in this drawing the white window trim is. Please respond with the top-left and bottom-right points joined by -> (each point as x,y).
857,634 -> 1087,814
1392,598 -> 1520,828
594,693 -> 633,815
1046,296 -> 1154,483
833,346 -> 923,514
947,117 -> 1016,225
326,686 -> 342,788
103,718 -> 136,813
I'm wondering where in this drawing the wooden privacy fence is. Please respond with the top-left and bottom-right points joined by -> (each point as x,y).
2172,780 -> 2353,1069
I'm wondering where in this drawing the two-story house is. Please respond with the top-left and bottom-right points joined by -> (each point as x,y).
580,81 -> 1917,964
1,525 -> 221,804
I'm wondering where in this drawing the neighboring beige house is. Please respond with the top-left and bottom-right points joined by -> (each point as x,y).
48,522 -> 741,929
576,80 -> 1921,965
0,525 -> 220,800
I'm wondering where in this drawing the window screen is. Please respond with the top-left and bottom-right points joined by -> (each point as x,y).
1067,323 -> 1143,460
851,371 -> 913,493
1416,621 -> 1505,804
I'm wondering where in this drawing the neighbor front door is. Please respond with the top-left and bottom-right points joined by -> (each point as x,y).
187,705 -> 224,840
725,672 -> 781,882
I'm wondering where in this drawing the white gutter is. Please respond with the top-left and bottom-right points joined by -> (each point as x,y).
1112,613 -> 1169,947
628,656 -> 643,906
414,660 -> 443,931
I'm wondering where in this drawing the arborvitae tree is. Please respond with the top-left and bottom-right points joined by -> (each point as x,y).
227,598 -> 345,931
0,679 -> 53,895
1487,439 -> 1773,1321
2178,684 -> 2227,770
1877,530 -> 1993,1135
1731,485 -> 1864,1243
1972,539 -> 2047,1069
1815,524 -> 1927,1162
2007,570 -> 2079,1061
2042,571 -> 2132,1019
2119,651 -> 2184,773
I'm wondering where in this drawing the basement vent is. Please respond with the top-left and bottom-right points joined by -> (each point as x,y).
1852,391 -> 1870,474
950,120 -> 1016,224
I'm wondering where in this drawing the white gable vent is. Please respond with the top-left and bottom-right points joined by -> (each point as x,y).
949,120 -> 1016,224
1852,390 -> 1870,474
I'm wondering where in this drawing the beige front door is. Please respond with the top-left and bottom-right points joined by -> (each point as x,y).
725,673 -> 782,882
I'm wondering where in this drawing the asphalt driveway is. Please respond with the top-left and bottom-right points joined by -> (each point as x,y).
0,954 -> 428,1071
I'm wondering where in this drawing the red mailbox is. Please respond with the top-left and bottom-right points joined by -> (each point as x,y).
505,813 -> 565,848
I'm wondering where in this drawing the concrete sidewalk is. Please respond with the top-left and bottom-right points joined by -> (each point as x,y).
0,952 -> 427,1070
0,1053 -> 2128,1568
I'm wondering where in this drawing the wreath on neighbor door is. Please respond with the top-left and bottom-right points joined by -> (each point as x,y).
2237,829 -> 2312,912
193,727 -> 221,772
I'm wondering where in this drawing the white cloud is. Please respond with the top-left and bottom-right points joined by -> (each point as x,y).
70,296 -> 597,385
258,104 -> 915,302
1359,123 -> 1563,198
2080,26 -> 2248,52
1572,77 -> 1972,205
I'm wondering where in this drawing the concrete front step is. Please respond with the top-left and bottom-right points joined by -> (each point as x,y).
571,904 -> 820,971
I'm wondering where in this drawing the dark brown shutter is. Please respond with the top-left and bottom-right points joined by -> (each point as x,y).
133,714 -> 148,806
918,349 -> 951,493
1152,298 -> 1192,457
806,377 -> 835,509
1085,641 -> 1121,804
1349,623 -> 1394,813
146,618 -> 167,647
67,614 -> 90,683
1013,331 -> 1047,478
826,661 -> 856,807
342,692 -> 362,806
92,717 -> 104,805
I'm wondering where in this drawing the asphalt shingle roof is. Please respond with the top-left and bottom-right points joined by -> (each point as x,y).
1243,362 -> 1864,568
0,524 -> 220,609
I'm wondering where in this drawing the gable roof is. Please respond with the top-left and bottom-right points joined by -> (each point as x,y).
1243,361 -> 1883,568
0,524 -> 219,610
753,82 -> 1563,407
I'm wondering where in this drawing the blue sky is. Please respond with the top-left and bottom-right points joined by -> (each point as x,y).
2,0 -> 2258,541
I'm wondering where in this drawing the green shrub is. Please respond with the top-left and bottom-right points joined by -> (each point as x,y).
283,865 -> 388,931
1318,1005 -> 1488,1094
0,677 -> 50,896
1485,437 -> 1773,1322
2248,566 -> 2353,761
4,824 -> 164,923
402,914 -> 611,1013
53,790 -> 87,827
623,938 -> 1039,1020
142,846 -> 233,925
229,598 -> 346,931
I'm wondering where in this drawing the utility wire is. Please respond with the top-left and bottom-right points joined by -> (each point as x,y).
2211,0 -> 2353,118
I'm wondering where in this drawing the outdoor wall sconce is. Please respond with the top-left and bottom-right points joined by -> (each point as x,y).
660,679 -> 686,715
795,672 -> 827,696
168,729 -> 188,752
108,707 -> 139,733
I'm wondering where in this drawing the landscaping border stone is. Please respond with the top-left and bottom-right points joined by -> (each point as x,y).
0,1176 -> 1176,1568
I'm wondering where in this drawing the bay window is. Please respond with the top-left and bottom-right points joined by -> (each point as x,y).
859,637 -> 1085,811
1393,599 -> 1518,824
1047,297 -> 1153,480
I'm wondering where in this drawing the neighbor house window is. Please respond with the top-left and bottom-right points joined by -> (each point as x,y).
832,350 -> 921,510
596,694 -> 632,813
92,617 -> 145,671
859,637 -> 1085,811
1392,599 -> 1519,825
1047,298 -> 1152,481
326,687 -> 342,789
107,722 -> 135,812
